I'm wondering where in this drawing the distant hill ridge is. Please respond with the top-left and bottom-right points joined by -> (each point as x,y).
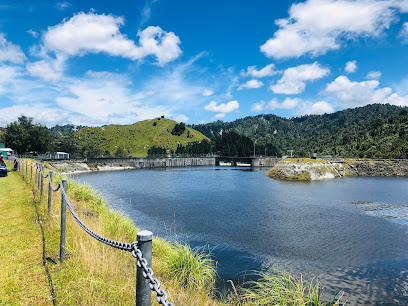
191,104 -> 408,158
74,117 -> 209,157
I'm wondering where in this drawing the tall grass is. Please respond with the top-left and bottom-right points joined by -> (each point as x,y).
238,271 -> 344,306
164,242 -> 217,292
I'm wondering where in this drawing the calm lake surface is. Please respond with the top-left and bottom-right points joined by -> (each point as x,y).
73,166 -> 408,304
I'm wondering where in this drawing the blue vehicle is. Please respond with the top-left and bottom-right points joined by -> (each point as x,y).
0,157 -> 7,177
0,165 -> 7,177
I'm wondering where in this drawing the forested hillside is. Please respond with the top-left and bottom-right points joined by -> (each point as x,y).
49,124 -> 86,137
191,104 -> 408,158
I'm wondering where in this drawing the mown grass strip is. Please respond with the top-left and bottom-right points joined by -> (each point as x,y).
0,172 -> 54,305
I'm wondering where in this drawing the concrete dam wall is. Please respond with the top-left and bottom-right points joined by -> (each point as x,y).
85,157 -> 216,168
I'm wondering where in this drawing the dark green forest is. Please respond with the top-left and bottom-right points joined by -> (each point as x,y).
191,104 -> 408,158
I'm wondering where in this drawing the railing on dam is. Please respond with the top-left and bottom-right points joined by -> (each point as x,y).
13,159 -> 173,306
40,156 -> 280,168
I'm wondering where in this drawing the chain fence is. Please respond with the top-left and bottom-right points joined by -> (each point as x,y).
14,158 -> 173,306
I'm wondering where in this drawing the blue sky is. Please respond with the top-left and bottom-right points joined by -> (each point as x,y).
0,0 -> 407,127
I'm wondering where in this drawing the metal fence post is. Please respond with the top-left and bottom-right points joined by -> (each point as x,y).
30,163 -> 33,184
136,230 -> 153,306
25,161 -> 27,178
40,166 -> 44,202
37,165 -> 41,190
34,164 -> 37,186
60,179 -> 67,263
48,170 -> 53,217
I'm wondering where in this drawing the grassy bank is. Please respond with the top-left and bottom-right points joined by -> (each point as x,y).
1,160 -> 344,305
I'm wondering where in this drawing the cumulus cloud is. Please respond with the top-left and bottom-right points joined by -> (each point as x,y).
306,101 -> 334,115
325,75 -> 408,108
173,114 -> 189,122
345,60 -> 357,73
205,100 -> 239,119
26,60 -> 62,82
251,98 -> 300,112
270,62 -> 329,94
0,33 -> 26,64
42,11 -> 182,65
238,79 -> 264,90
366,71 -> 382,79
202,89 -> 214,96
241,64 -> 280,78
251,97 -> 334,115
260,0 -> 405,59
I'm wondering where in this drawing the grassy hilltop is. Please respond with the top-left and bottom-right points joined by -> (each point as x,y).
75,117 -> 209,157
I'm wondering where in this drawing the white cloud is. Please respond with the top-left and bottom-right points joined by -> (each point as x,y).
0,33 -> 26,64
251,97 -> 300,112
0,103 -> 70,127
325,75 -> 406,108
56,2 -> 71,10
27,29 -> 38,38
241,64 -> 279,78
238,79 -> 264,90
260,0 -> 404,59
202,89 -> 214,96
399,22 -> 408,44
251,101 -> 266,112
205,100 -> 239,119
307,101 -> 334,115
139,0 -> 159,28
55,72 -> 173,125
173,114 -> 189,122
214,113 -> 226,119
384,93 -> 408,107
26,60 -> 62,82
345,60 -> 357,73
271,62 -> 329,94
42,12 -> 182,65
366,71 -> 382,79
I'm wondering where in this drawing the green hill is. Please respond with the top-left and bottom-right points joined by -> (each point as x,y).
191,104 -> 408,159
75,117 -> 209,157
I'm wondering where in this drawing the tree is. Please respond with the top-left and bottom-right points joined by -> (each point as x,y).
5,115 -> 51,154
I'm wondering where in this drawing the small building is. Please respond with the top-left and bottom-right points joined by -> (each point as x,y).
56,152 -> 69,159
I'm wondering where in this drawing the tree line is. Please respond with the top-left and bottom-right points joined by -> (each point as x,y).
147,132 -> 279,157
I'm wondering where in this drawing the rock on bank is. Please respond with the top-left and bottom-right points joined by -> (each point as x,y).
266,158 -> 340,181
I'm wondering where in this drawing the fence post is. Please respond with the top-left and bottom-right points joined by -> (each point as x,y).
136,230 -> 153,306
34,164 -> 37,186
25,161 -> 27,178
37,165 -> 41,190
40,166 -> 44,202
30,163 -> 33,184
60,179 -> 67,263
48,170 -> 53,217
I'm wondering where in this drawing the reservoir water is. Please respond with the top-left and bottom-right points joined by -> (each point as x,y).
73,166 -> 408,304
